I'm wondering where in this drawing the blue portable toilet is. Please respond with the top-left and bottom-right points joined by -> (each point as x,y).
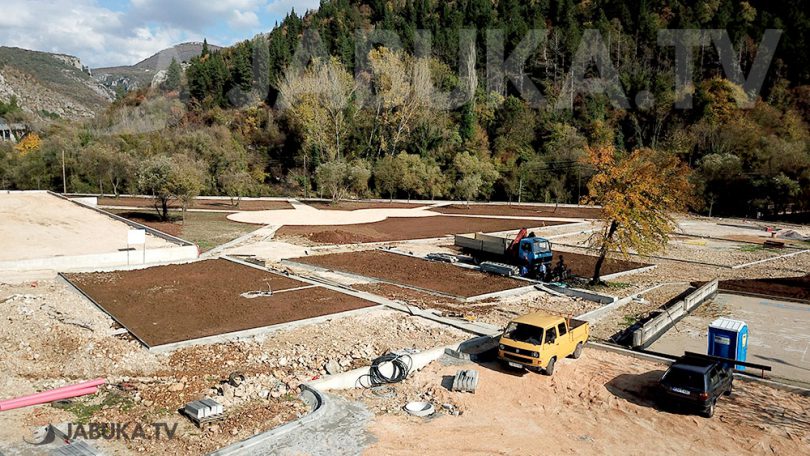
708,318 -> 749,371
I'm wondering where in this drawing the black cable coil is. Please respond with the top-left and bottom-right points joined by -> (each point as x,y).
359,353 -> 413,388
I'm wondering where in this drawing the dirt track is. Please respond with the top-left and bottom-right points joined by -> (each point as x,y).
362,349 -> 810,455
277,216 -> 569,244
297,250 -> 526,297
433,203 -> 603,218
65,259 -> 376,346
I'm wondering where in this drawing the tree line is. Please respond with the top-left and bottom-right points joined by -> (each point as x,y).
0,0 -> 808,221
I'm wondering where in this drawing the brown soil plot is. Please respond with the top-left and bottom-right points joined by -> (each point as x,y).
555,251 -> 652,277
277,216 -> 569,244
432,204 -> 602,218
296,250 -> 527,297
302,201 -> 429,211
98,197 -> 293,211
695,274 -> 810,302
65,259 -> 376,347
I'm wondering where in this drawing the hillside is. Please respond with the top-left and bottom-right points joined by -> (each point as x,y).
0,46 -> 114,120
93,42 -> 222,91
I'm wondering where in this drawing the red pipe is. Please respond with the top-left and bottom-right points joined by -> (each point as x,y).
0,378 -> 105,408
0,386 -> 98,411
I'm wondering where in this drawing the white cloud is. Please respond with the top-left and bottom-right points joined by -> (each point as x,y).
229,10 -> 260,29
0,0 -> 273,68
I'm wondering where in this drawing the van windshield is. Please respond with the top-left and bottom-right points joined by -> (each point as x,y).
533,241 -> 549,253
503,322 -> 543,345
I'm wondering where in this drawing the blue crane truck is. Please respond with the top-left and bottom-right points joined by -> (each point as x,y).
454,228 -> 559,280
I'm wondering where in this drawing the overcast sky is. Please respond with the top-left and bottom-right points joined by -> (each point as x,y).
0,0 -> 319,68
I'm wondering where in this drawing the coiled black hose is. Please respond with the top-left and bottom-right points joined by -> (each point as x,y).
358,353 -> 413,388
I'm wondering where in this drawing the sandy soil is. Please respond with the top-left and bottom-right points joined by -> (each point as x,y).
98,196 -> 293,211
277,217 -> 569,244
361,349 -> 810,455
0,192 -> 175,262
295,250 -> 526,297
432,203 -> 602,218
65,259 -> 376,347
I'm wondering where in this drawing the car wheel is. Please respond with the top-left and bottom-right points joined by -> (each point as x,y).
702,399 -> 716,418
571,343 -> 583,359
724,383 -> 733,396
544,357 -> 556,376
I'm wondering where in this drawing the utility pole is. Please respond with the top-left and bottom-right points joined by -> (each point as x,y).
518,177 -> 523,204
61,149 -> 67,194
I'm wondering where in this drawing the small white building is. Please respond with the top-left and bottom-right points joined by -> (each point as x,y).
0,118 -> 28,142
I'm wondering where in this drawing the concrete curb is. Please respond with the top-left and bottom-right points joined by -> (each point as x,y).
207,384 -> 328,456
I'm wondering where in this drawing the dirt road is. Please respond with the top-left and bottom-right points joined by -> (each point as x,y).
364,349 -> 810,455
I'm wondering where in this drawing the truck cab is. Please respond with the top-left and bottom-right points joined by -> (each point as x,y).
497,312 -> 589,376
516,236 -> 552,273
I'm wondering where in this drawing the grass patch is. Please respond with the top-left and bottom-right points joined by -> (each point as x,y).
738,244 -> 765,252
111,210 -> 257,252
622,315 -> 638,327
64,392 -> 134,424
605,281 -> 632,289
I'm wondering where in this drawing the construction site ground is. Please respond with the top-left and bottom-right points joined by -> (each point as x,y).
2,194 -> 809,454
352,349 -> 810,455
650,293 -> 810,384
64,259 -> 377,347
0,276 -> 466,455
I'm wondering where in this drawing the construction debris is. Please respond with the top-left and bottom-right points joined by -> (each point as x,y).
479,261 -> 521,277
451,370 -> 479,393
404,401 -> 435,417
183,399 -> 225,426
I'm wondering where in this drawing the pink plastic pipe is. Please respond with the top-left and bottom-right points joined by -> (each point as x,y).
0,378 -> 104,407
0,386 -> 98,411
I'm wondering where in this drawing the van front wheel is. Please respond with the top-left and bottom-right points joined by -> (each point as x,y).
544,357 -> 556,376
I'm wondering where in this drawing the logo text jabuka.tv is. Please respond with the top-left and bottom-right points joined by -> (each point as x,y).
26,422 -> 179,445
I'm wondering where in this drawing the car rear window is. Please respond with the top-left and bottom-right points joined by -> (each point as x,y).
664,366 -> 706,390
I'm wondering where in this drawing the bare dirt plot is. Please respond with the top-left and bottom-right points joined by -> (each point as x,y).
98,196 -> 293,211
303,201 -> 429,211
702,274 -> 810,302
64,259 -> 376,347
555,250 -> 652,277
432,203 -> 602,218
0,192 -> 176,262
112,210 -> 257,251
296,250 -> 526,297
360,349 -> 810,455
276,216 -> 569,244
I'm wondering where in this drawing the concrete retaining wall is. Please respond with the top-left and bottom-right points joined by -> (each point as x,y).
631,280 -> 718,348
